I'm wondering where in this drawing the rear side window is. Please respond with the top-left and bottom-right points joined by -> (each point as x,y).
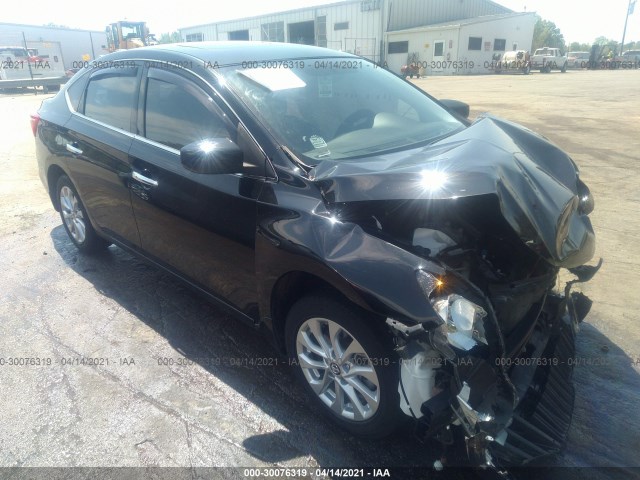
84,69 -> 138,131
66,72 -> 90,112
144,75 -> 229,150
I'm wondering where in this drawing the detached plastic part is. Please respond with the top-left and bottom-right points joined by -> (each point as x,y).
398,342 -> 441,419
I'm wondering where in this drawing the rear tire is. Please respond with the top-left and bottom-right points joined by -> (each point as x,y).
56,175 -> 110,253
285,294 -> 402,438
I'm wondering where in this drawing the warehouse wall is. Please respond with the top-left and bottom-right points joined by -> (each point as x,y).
457,14 -> 536,74
178,0 -> 517,65
386,27 -> 458,75
181,1 -> 383,61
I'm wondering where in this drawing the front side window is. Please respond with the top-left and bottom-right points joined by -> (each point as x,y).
144,74 -> 229,150
494,39 -> 506,51
84,69 -> 138,131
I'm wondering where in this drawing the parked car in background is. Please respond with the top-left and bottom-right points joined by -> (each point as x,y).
32,42 -> 599,472
0,45 -> 30,60
1,44 -> 67,91
531,47 -> 567,73
567,51 -> 590,68
620,50 -> 640,62
1,46 -> 31,82
612,50 -> 640,68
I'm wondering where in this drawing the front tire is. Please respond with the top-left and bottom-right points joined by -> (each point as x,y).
285,295 -> 402,438
56,175 -> 110,253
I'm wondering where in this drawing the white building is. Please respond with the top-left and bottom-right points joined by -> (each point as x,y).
0,23 -> 109,69
178,0 -> 536,75
385,13 -> 536,75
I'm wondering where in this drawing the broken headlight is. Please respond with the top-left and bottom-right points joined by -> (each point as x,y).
433,294 -> 488,351
416,270 -> 487,351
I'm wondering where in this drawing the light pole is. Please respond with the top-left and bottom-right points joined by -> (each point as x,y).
621,0 -> 636,55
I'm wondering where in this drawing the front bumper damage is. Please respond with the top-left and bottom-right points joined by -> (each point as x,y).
307,113 -> 600,470
387,260 -> 601,470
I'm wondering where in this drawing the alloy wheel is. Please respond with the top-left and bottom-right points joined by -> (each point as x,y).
60,185 -> 86,244
296,317 -> 380,421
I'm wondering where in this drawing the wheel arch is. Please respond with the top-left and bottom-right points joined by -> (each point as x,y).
47,164 -> 68,211
268,270 -> 386,355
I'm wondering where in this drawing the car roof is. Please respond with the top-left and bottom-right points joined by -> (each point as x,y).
107,41 -> 355,66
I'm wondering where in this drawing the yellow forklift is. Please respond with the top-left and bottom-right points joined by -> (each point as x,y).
106,21 -> 157,51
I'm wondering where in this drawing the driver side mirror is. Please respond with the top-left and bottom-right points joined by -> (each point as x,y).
180,138 -> 244,174
439,99 -> 470,119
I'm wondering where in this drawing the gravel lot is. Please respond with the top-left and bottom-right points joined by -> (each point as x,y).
1,70 -> 639,480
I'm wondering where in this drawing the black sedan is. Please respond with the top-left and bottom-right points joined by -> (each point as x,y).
32,41 -> 599,470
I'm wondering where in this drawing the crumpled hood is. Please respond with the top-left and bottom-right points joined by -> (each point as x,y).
309,114 -> 595,268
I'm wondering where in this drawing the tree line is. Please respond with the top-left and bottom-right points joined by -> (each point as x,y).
532,16 -> 638,54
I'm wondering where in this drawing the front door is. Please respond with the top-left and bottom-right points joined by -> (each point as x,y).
128,66 -> 264,318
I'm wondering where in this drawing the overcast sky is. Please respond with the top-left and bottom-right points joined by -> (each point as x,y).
2,0 -> 639,44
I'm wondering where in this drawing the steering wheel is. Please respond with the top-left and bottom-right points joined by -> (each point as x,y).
281,115 -> 317,151
334,109 -> 376,138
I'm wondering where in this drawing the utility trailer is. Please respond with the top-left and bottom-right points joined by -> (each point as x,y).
0,43 -> 67,93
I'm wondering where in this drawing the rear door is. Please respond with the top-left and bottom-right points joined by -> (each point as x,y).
128,66 -> 265,318
63,62 -> 142,248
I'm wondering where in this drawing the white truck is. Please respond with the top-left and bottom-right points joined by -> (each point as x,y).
531,47 -> 567,73
0,43 -> 67,92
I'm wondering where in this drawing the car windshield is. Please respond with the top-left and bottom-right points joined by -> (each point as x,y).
218,57 -> 464,163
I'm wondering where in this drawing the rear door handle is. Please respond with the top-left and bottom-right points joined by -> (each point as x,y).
132,170 -> 158,187
65,143 -> 83,155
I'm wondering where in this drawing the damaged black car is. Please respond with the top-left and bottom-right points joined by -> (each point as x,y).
33,42 -> 599,470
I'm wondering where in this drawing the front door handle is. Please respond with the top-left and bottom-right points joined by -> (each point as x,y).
132,171 -> 158,187
65,143 -> 83,155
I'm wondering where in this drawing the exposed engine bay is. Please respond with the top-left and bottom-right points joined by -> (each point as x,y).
332,195 -> 599,469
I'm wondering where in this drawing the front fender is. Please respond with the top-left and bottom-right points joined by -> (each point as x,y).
256,202 -> 444,325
